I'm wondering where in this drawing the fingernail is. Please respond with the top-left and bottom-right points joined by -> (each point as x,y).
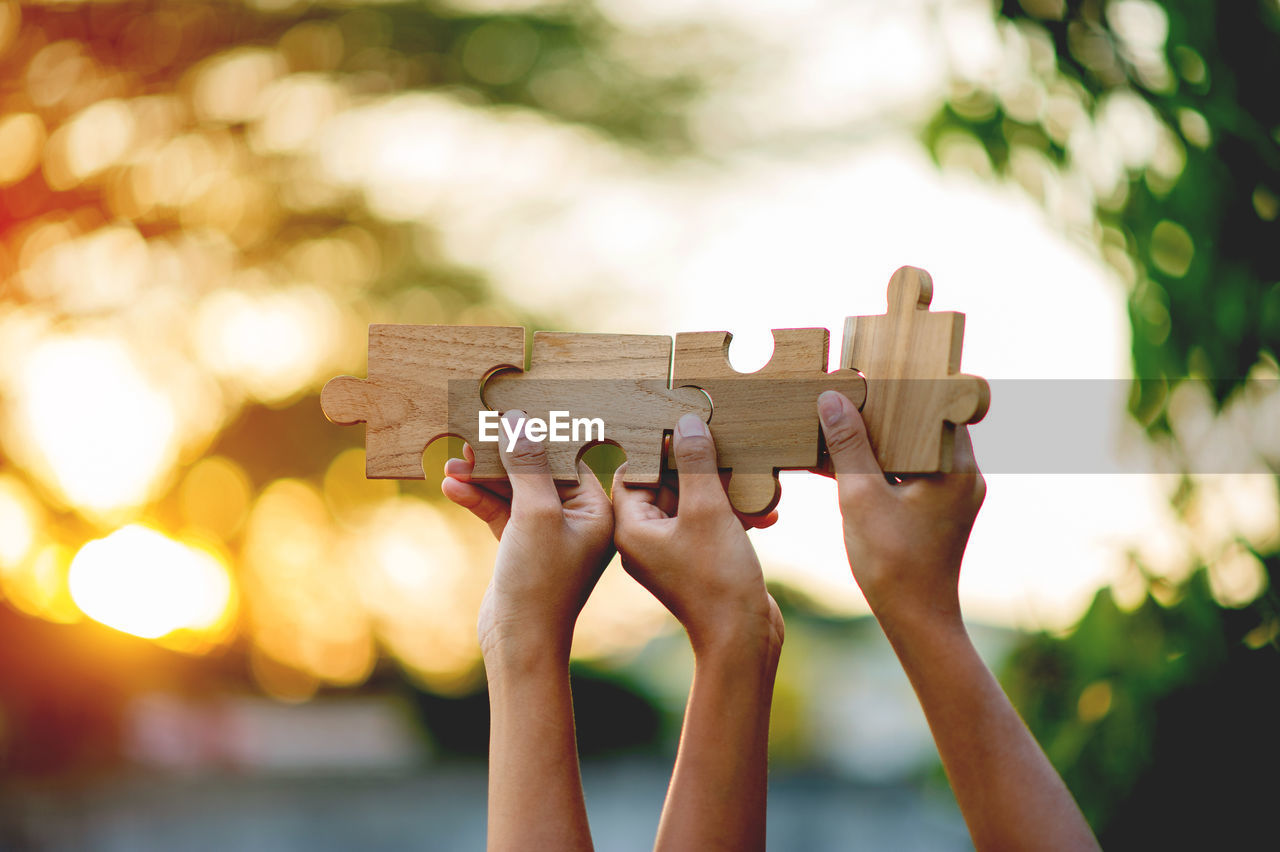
677,413 -> 709,439
818,391 -> 844,427
501,409 -> 529,448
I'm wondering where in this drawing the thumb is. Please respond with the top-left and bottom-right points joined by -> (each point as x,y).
672,413 -> 731,518
818,391 -> 884,478
497,409 -> 560,512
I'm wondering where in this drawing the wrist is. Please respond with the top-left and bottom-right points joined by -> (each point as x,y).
873,597 -> 967,654
483,639 -> 571,691
690,633 -> 781,707
689,616 -> 783,668
481,624 -> 573,672
858,567 -> 963,639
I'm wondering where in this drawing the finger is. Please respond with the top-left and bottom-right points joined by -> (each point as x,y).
951,425 -> 979,475
497,409 -> 561,513
441,477 -> 511,537
951,425 -> 987,505
818,390 -> 892,510
647,464 -> 680,516
443,455 -> 472,478
818,391 -> 891,497
818,391 -> 883,477
560,458 -> 610,510
654,481 -> 679,517
610,460 -> 632,496
671,413 -> 732,518
611,463 -> 668,524
445,454 -> 513,501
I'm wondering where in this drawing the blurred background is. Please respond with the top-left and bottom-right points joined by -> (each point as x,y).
0,0 -> 1277,849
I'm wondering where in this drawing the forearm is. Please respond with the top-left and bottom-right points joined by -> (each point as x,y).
485,649 -> 593,852
878,608 -> 1098,851
655,636 -> 780,852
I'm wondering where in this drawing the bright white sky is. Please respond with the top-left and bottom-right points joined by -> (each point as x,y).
654,145 -> 1169,628
582,140 -> 1171,629
333,0 -> 1275,629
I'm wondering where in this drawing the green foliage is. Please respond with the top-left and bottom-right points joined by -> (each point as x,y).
928,0 -> 1280,420
14,1 -> 699,146
1003,556 -> 1280,843
932,2 -> 1280,837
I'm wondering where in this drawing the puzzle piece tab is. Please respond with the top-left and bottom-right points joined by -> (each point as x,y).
481,332 -> 710,484
841,266 -> 989,472
320,324 -> 524,478
671,328 -> 867,515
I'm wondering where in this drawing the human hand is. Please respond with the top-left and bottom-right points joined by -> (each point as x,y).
443,410 -> 614,664
611,414 -> 784,657
816,390 -> 985,632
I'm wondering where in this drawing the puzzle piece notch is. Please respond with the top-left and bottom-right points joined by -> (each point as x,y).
481,332 -> 711,484
841,266 -> 989,473
671,328 -> 868,516
320,324 -> 525,479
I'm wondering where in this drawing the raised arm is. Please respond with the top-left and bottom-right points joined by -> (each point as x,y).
612,414 -> 784,852
815,390 -> 1099,851
442,411 -> 614,852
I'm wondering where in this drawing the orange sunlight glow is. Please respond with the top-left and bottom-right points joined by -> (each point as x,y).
193,285 -> 345,404
9,337 -> 178,516
69,525 -> 235,640
0,474 -> 39,568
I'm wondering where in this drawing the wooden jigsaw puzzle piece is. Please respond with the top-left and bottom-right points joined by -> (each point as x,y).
321,324 -> 524,479
841,266 -> 989,473
481,332 -> 711,484
672,328 -> 868,516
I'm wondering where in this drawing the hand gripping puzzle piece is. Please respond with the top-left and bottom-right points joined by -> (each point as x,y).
480,332 -> 711,484
841,266 -> 990,473
670,328 -> 867,516
320,324 -> 525,479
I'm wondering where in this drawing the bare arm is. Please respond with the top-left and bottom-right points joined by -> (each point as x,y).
485,647 -> 591,851
879,610 -> 1095,850
816,390 -> 1099,852
443,412 -> 614,852
660,635 -> 778,852
612,415 -> 784,852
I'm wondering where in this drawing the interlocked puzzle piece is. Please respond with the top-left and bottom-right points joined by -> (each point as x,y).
321,267 -> 989,515
320,324 -> 524,478
842,266 -> 990,472
671,328 -> 867,515
481,333 -> 710,484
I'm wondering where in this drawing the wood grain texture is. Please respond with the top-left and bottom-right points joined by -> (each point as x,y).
322,269 -> 989,494
841,266 -> 989,473
320,324 -> 525,478
481,332 -> 711,484
671,328 -> 868,515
